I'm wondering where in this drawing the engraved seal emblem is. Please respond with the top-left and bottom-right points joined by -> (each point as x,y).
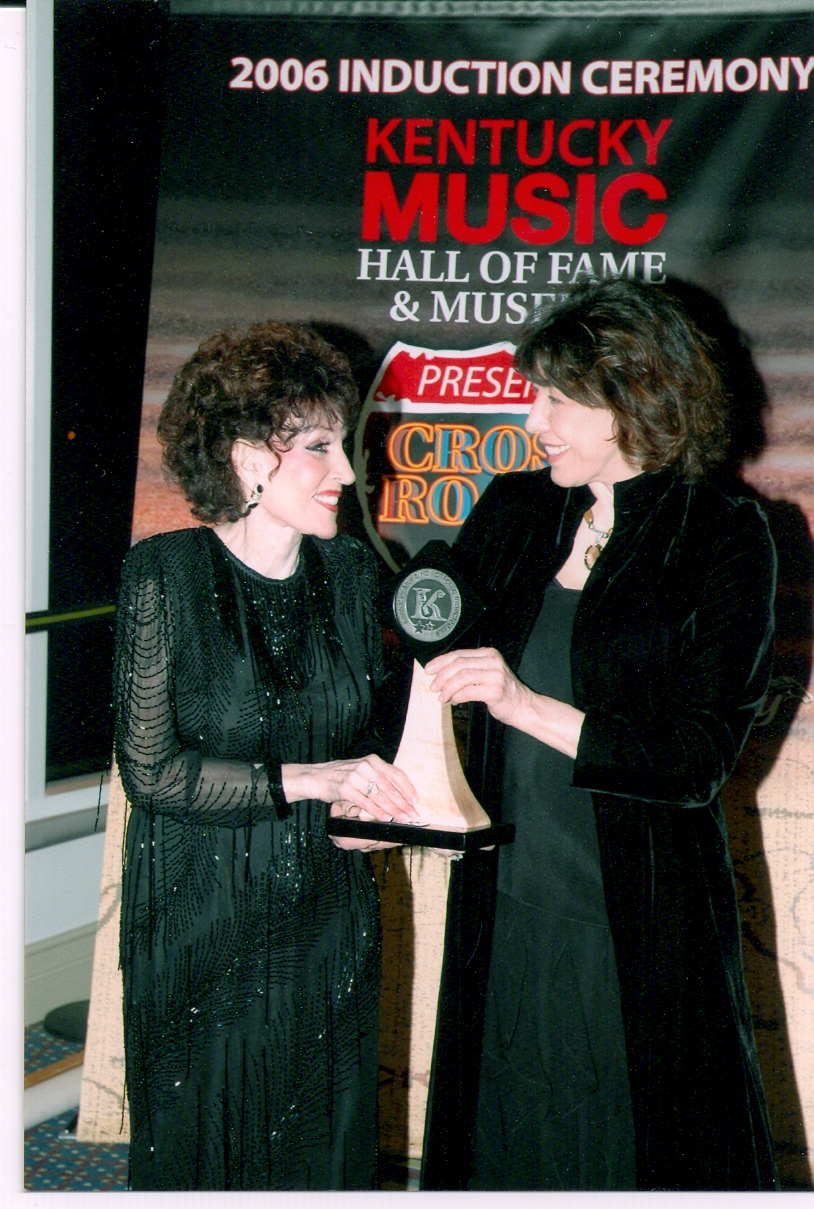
394,568 -> 462,643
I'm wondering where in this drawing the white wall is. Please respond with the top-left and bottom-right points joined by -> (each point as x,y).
25,834 -> 106,947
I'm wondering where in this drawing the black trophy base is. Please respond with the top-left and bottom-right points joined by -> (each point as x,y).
326,817 -> 514,851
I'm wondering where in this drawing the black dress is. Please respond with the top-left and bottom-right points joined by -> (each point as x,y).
470,580 -> 636,1190
452,468 -> 778,1190
114,527 -> 384,1190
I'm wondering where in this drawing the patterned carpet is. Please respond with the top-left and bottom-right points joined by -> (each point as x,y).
24,1022 -> 129,1190
25,1109 -> 129,1191
25,1021 -> 83,1072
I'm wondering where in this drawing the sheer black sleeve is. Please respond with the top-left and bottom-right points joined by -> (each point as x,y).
113,538 -> 287,827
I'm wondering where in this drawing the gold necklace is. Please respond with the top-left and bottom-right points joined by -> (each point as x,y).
583,508 -> 613,570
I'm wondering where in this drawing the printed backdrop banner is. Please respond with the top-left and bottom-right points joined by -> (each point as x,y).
139,11 -> 814,563
123,5 -> 814,1186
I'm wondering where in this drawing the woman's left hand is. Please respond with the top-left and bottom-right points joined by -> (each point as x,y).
425,647 -> 528,727
328,801 -> 401,851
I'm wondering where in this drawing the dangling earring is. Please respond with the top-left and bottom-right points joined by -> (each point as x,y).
245,483 -> 263,511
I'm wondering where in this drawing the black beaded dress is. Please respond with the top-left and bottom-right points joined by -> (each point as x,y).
113,526 -> 384,1191
470,580 -> 636,1190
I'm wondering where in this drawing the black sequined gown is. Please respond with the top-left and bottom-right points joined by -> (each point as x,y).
114,527 -> 384,1191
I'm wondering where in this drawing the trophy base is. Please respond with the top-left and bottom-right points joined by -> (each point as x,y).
326,817 -> 515,851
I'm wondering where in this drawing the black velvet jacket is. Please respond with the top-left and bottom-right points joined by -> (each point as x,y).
452,467 -> 779,1191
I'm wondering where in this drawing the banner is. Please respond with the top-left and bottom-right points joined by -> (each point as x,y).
138,10 -> 814,559
124,4 -> 814,1187
133,11 -> 812,556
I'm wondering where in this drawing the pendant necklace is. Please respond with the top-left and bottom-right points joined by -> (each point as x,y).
583,508 -> 613,570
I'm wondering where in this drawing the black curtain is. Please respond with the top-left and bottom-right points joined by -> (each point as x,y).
46,0 -> 168,781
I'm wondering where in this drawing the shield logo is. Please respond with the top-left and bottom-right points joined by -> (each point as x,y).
353,341 -> 547,570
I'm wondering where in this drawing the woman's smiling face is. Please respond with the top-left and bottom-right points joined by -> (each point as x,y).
254,420 -> 355,539
525,384 -> 640,488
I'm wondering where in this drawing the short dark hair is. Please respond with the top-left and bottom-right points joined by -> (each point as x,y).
514,278 -> 729,479
157,322 -> 360,523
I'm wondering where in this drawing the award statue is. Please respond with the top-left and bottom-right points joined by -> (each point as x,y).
327,542 -> 514,851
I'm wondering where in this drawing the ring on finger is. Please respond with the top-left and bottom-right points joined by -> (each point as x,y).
366,782 -> 379,796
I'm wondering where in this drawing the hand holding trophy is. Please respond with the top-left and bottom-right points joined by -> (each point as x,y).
327,542 -> 515,852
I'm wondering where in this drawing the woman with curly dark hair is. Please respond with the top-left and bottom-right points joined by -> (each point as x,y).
426,279 -> 779,1190
114,322 -> 417,1190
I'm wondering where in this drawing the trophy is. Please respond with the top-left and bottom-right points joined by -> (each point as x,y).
327,541 -> 515,851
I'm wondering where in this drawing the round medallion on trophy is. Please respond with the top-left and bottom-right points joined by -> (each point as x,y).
385,539 -> 489,665
394,568 -> 463,644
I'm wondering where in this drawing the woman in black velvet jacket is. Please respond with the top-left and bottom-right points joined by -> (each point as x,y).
427,279 -> 778,1191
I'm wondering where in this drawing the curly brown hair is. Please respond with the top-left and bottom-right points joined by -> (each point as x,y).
157,322 -> 360,523
514,278 -> 729,479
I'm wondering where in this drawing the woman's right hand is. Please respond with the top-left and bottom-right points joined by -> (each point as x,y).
281,754 -> 419,823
